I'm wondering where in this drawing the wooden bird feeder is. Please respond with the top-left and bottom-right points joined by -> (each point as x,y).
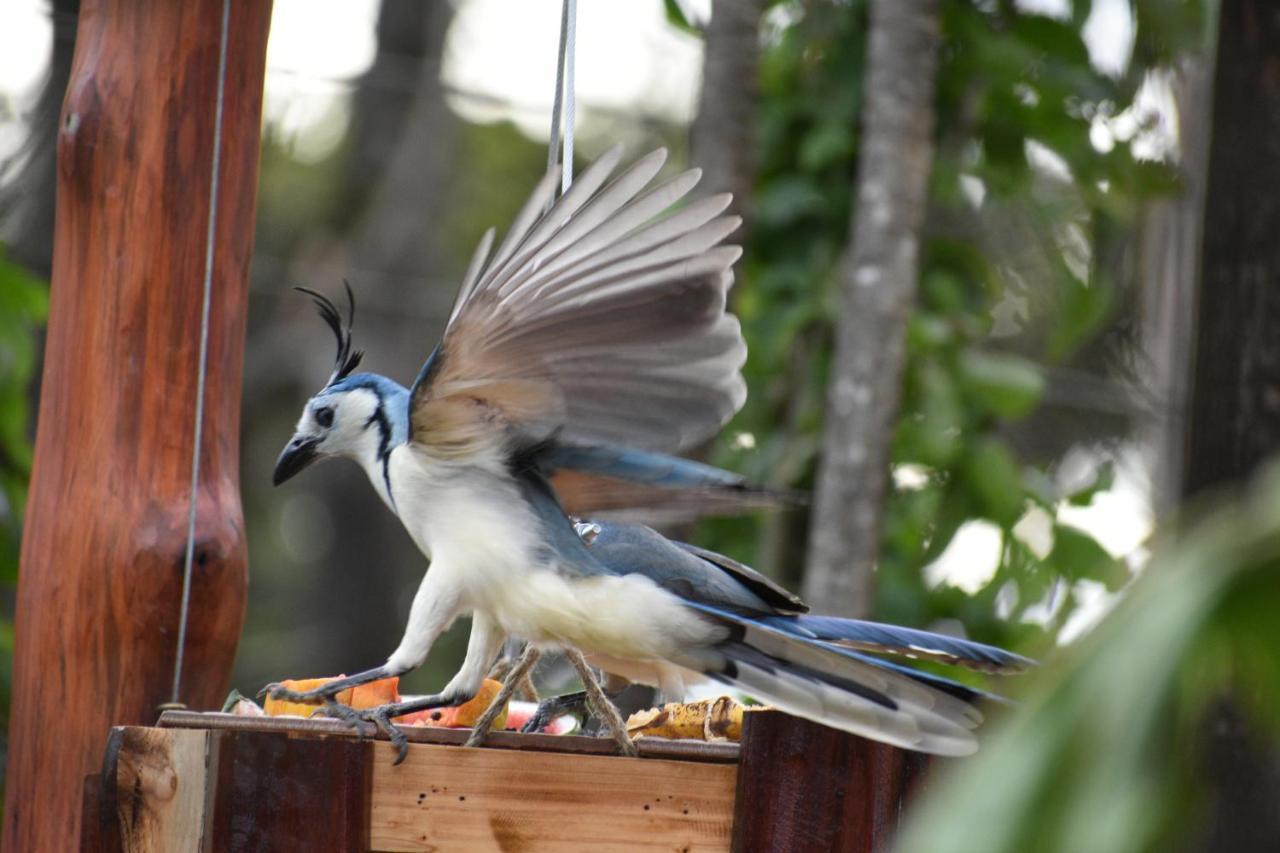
81,710 -> 930,852
10,2 -> 934,851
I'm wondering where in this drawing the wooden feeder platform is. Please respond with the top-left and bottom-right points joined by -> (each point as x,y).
80,709 -> 931,852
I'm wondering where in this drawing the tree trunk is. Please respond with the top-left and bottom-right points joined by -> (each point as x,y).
692,0 -> 764,228
333,0 -> 438,234
1182,4 -> 1280,850
312,0 -> 458,675
802,0 -> 941,617
3,1 -> 271,848
1184,0 -> 1280,497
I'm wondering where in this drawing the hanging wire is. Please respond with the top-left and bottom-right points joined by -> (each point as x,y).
164,0 -> 233,711
546,0 -> 578,208
560,0 -> 577,193
493,0 -> 581,685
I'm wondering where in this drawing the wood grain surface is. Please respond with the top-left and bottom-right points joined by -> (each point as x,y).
112,729 -> 214,853
3,1 -> 272,848
209,731 -> 371,852
370,741 -> 737,852
731,710 -> 931,853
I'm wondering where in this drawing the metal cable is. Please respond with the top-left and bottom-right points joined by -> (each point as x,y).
546,0 -> 578,208
561,0 -> 577,193
546,0 -> 569,187
168,0 -> 232,708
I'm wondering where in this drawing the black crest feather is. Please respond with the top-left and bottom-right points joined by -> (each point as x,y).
295,281 -> 364,386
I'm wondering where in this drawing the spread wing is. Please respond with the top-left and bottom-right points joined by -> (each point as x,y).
407,146 -> 746,458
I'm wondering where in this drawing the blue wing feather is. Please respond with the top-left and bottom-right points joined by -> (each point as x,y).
539,443 -> 746,489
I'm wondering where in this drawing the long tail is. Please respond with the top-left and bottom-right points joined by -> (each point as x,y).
760,613 -> 1034,674
675,602 -> 1029,756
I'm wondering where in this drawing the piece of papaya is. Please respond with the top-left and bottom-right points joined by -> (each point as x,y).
395,678 -> 507,730
263,675 -> 400,717
349,677 -> 400,708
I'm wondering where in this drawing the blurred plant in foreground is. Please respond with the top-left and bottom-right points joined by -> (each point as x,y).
896,463 -> 1280,853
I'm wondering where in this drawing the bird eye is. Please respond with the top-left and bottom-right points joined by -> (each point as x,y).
314,406 -> 335,428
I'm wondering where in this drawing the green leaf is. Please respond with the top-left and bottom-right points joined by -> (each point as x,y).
662,0 -> 701,36
799,122 -> 856,172
221,688 -> 250,713
896,362 -> 964,467
962,438 -> 1026,527
1049,524 -> 1127,590
906,315 -> 955,352
958,350 -> 1046,419
1049,274 -> 1111,360
755,177 -> 828,227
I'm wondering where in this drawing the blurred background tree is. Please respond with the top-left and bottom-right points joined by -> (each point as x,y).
0,0 -> 1235,818
702,0 -> 1202,659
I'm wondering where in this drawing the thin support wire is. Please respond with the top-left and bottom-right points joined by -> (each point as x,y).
168,0 -> 232,708
546,0 -> 577,210
561,0 -> 577,193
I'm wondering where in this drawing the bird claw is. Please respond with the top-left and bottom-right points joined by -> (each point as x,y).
313,700 -> 410,764
520,690 -> 589,734
258,680 -> 345,705
258,668 -> 392,706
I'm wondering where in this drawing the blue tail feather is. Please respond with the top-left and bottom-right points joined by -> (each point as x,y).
759,614 -> 1034,674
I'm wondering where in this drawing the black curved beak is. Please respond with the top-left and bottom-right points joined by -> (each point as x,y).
273,436 -> 321,486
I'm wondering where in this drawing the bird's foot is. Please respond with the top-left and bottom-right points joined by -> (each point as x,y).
354,692 -> 477,764
520,690 -> 590,733
313,700 -> 411,762
465,645 -> 544,748
561,649 -> 639,757
259,666 -> 391,706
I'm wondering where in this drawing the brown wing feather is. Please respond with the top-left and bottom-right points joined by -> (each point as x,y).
410,148 -> 745,457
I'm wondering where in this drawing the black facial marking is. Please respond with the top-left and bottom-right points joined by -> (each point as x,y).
346,381 -> 397,510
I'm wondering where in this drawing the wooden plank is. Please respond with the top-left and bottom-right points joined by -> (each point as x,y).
369,741 -> 737,852
108,727 -> 214,852
208,731 -> 371,852
730,710 -> 930,853
80,770 -> 121,853
2,0 -> 273,849
158,710 -> 741,763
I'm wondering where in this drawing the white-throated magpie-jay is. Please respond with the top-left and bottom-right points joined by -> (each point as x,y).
268,146 -> 1030,761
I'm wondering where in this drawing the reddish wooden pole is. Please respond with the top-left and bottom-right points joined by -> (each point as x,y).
3,0 -> 272,848
731,711 -> 931,852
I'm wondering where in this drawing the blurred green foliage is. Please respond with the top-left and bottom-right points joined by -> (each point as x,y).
700,0 -> 1201,656
0,246 -> 48,787
896,462 -> 1280,853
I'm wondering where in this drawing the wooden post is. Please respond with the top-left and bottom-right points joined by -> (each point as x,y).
4,1 -> 272,849
731,711 -> 930,852
1180,2 -> 1280,848
1184,0 -> 1280,497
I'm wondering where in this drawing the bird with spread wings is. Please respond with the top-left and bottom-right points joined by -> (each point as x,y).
267,146 -> 1029,762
